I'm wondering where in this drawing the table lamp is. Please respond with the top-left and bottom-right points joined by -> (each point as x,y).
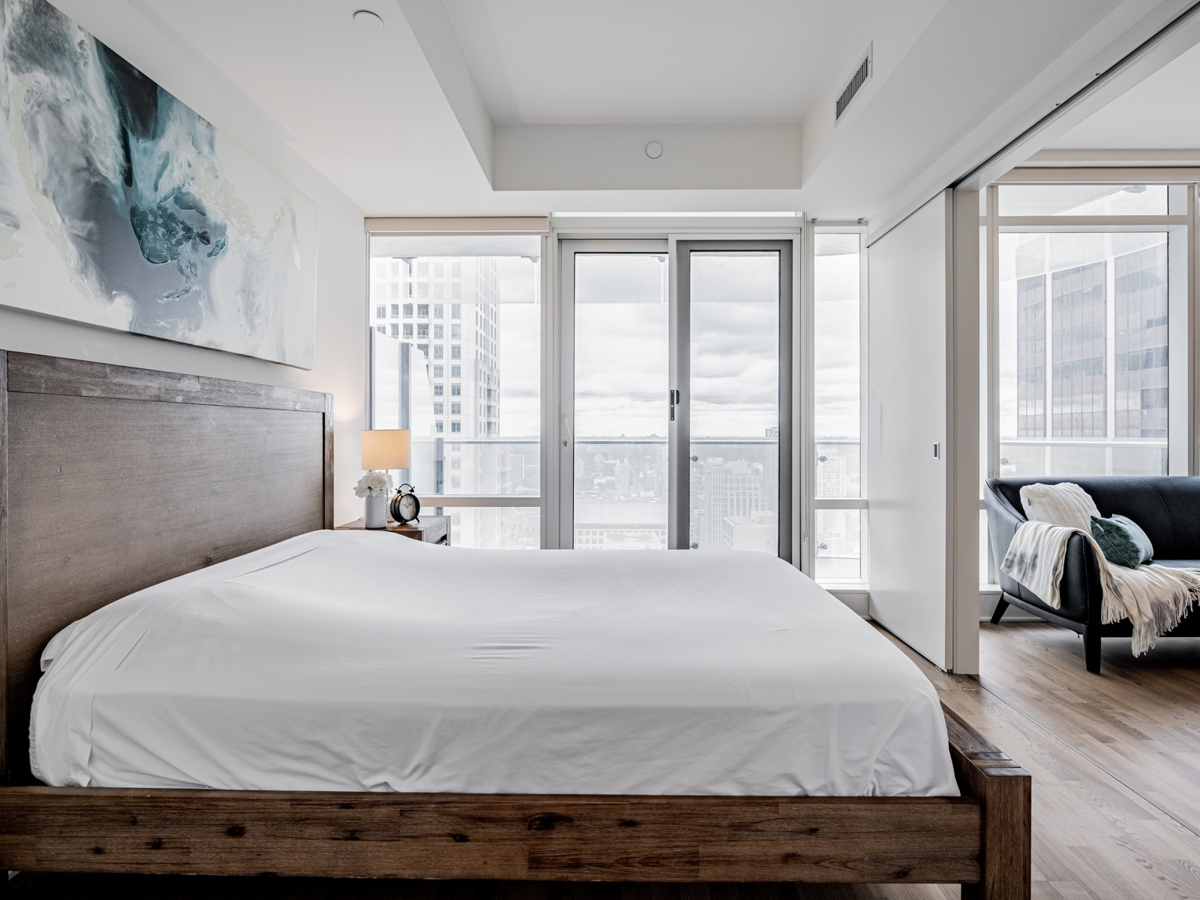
359,430 -> 410,528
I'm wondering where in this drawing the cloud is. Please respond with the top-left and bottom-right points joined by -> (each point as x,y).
421,247 -> 863,442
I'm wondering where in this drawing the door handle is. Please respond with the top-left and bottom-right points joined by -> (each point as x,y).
669,389 -> 681,421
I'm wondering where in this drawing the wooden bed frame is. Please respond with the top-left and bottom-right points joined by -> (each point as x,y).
0,351 -> 1031,898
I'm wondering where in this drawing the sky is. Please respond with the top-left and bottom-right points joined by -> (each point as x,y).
813,235 -> 862,440
494,255 -> 541,435
377,238 -> 863,442
494,242 -> 862,440
574,253 -> 668,437
367,221 -> 1181,470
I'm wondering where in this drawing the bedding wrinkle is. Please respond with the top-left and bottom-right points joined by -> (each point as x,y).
470,634 -> 547,661
31,531 -> 959,797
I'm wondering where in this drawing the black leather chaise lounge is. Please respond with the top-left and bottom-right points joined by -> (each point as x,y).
984,476 -> 1200,673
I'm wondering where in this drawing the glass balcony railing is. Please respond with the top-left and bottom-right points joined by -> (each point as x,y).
406,437 -> 540,497
997,437 -> 1168,479
402,436 -> 864,581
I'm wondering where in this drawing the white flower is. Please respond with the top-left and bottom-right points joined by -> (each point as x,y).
354,470 -> 394,497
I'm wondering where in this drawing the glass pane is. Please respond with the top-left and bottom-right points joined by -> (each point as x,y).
997,232 -> 1169,478
689,252 -> 779,552
815,510 -> 860,581
814,234 -> 861,499
445,507 -> 540,549
368,234 -> 541,509
573,254 -> 669,550
980,508 -> 991,587
997,184 -> 1167,217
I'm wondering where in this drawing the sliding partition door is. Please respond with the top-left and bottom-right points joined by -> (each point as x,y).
559,240 -> 791,559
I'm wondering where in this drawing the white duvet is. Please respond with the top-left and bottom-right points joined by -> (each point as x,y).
30,530 -> 958,796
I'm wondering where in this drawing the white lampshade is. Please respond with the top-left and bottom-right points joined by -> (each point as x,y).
361,430 -> 410,470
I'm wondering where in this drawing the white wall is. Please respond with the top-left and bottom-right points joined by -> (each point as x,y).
4,1 -> 367,526
493,124 -> 803,191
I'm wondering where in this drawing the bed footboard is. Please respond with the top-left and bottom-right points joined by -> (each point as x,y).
0,706 -> 1029,897
0,789 -> 979,884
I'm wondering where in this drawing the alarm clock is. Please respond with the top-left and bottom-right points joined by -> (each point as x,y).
390,483 -> 421,524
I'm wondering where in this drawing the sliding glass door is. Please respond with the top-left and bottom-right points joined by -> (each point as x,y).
559,240 -> 791,558
682,246 -> 789,554
572,250 -> 670,549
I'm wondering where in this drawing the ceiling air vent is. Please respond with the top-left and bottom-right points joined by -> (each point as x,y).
835,45 -> 872,122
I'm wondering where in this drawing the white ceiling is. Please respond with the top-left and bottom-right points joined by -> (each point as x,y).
60,0 -> 1200,223
442,0 -> 873,125
1049,38 -> 1200,149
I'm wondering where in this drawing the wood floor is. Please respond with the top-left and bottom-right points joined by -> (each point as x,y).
893,622 -> 1200,900
8,622 -> 1200,900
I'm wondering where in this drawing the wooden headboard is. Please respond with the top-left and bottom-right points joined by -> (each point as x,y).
0,351 -> 334,784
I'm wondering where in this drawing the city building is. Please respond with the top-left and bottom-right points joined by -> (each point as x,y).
692,457 -> 768,551
574,442 -> 669,549
721,511 -> 776,552
370,255 -> 502,444
370,253 -> 536,548
1010,233 -> 1169,476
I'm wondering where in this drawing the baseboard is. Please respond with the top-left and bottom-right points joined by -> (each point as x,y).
829,585 -> 1039,623
827,588 -> 870,618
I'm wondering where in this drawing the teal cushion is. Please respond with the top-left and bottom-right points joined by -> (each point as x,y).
1090,514 -> 1155,569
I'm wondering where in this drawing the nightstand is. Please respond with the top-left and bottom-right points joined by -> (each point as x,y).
335,515 -> 451,545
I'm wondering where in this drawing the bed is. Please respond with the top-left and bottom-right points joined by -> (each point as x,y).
30,529 -> 959,797
0,350 -> 1030,897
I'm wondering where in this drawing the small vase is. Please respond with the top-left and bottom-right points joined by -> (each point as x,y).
364,493 -> 388,529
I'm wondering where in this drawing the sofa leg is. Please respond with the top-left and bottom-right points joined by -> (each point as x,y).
990,597 -> 1010,625
1083,625 -> 1102,674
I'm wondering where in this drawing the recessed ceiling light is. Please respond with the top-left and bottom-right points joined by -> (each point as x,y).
354,10 -> 384,31
645,141 -> 663,160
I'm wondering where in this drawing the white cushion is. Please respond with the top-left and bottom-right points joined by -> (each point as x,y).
1019,482 -> 1100,532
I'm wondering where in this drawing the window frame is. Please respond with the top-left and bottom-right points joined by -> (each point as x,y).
364,221 -> 549,546
810,225 -> 869,587
366,216 -> 871,579
980,176 -> 1199,584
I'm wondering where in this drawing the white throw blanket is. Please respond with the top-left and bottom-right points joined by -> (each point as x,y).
1001,520 -> 1200,656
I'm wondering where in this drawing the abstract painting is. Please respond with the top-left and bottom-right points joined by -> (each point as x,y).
0,0 -> 316,368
